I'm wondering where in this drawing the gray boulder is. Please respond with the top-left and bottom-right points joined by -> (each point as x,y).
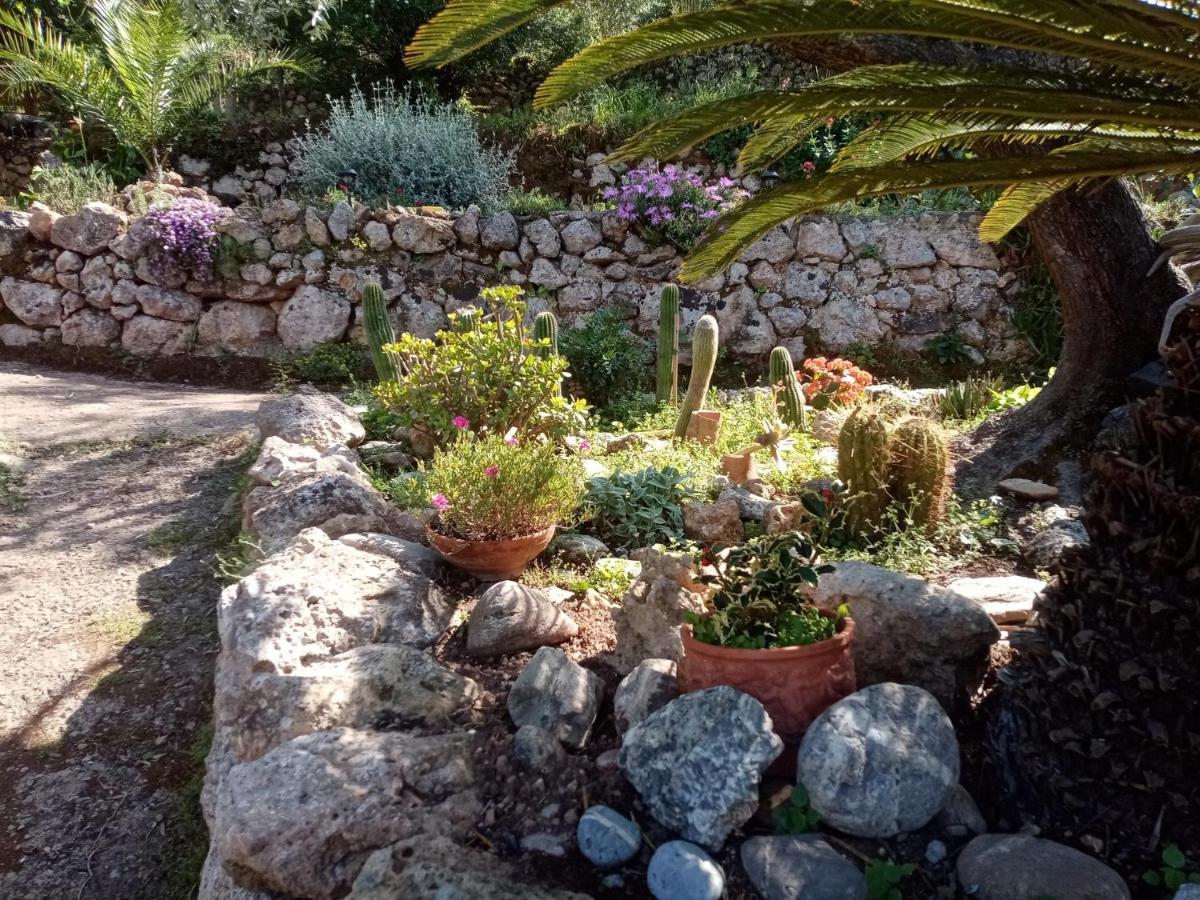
741,835 -> 867,900
549,532 -> 611,566
480,211 -> 519,250
50,201 -> 127,253
338,532 -> 443,578
277,285 -> 351,351
196,300 -> 276,355
512,724 -> 567,771
647,841 -> 724,900
247,436 -> 362,486
1023,518 -> 1090,572
934,783 -> 989,837
956,834 -> 1131,900
813,561 -> 1000,710
507,646 -> 603,749
576,805 -> 641,868
466,581 -> 579,658
1,277 -> 63,326
256,390 -> 365,449
797,683 -> 959,839
61,308 -> 120,347
620,686 -> 782,850
121,314 -> 193,356
613,658 -> 678,734
391,212 -> 456,253
326,201 -> 353,242
611,548 -> 706,674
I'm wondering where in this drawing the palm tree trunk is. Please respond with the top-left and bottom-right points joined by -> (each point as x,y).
953,179 -> 1190,496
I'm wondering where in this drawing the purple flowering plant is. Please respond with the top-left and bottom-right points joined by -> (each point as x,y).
135,197 -> 222,281
603,164 -> 748,251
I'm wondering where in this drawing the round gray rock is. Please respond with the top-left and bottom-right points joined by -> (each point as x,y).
647,841 -> 724,900
741,835 -> 867,900
576,805 -> 641,868
797,683 -> 959,838
957,834 -> 1131,900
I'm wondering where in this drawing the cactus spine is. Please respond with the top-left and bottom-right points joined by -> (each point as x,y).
674,314 -> 719,439
361,281 -> 402,383
889,416 -> 951,526
768,346 -> 807,430
656,284 -> 681,404
453,307 -> 482,333
837,406 -> 891,534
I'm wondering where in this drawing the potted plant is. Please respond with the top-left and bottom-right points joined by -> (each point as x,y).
424,432 -> 584,580
680,531 -> 856,745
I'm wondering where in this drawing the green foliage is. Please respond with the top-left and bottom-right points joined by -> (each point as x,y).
533,310 -> 559,357
1013,264 -> 1065,368
939,375 -> 1005,421
273,342 -> 370,388
506,187 -> 563,216
373,470 -> 431,510
291,81 -> 513,211
425,432 -> 585,541
19,162 -> 117,214
864,857 -> 916,900
656,284 -> 680,404
600,391 -> 661,430
687,531 -> 839,649
773,785 -> 821,835
559,309 -> 650,409
373,286 -> 588,447
987,372 -> 1049,412
768,345 -> 807,429
584,465 -> 694,552
674,314 -> 719,438
0,462 -> 29,513
0,0 -> 305,175
361,281 -> 402,383
924,333 -> 975,367
1143,844 -> 1200,891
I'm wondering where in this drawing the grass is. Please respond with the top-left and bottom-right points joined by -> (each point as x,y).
520,556 -> 639,599
0,462 -> 28,512
161,722 -> 214,900
146,523 -> 190,556
88,609 -> 155,645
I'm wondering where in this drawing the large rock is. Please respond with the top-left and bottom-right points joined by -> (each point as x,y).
121,314 -> 193,356
507,646 -> 603,749
60,308 -> 120,347
466,581 -> 578,658
619,686 -> 783,850
277,285 -> 351,351
391,212 -> 456,253
741,835 -> 867,900
1,277 -> 63,326
135,283 -> 203,321
0,209 -> 30,263
338,532 -> 443,579
0,323 -> 44,346
196,301 -> 276,355
956,834 -> 1131,900
49,201 -> 127,254
247,436 -> 362,487
479,212 -> 519,250
213,729 -> 479,900
549,532 -> 611,566
813,562 -> 1000,710
613,658 -> 678,734
683,499 -> 744,543
796,683 -> 959,839
1023,518 -> 1090,572
560,218 -> 602,255
611,549 -> 707,674
511,724 -> 567,772
946,575 -> 1046,625
256,390 -> 365,449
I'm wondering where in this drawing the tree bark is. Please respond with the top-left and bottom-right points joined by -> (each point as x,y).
953,180 -> 1190,496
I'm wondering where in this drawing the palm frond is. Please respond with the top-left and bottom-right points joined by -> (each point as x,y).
736,116 -> 822,172
405,0 -> 573,69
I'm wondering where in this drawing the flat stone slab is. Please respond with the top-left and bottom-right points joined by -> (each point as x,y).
998,478 -> 1059,501
947,575 -> 1047,625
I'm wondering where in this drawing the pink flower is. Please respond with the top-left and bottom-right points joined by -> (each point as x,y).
432,493 -> 449,510
452,415 -> 469,430
484,465 -> 499,478
579,439 -> 592,452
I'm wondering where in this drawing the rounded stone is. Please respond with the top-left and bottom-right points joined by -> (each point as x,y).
796,683 -> 959,838
647,841 -> 724,900
576,805 -> 641,868
956,834 -> 1131,900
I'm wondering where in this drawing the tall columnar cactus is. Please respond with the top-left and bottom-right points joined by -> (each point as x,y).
533,310 -> 559,357
837,406 -> 892,534
453,307 -> 482,333
361,281 -> 402,383
888,416 -> 951,526
657,284 -> 681,404
768,345 -> 807,430
674,314 -> 719,439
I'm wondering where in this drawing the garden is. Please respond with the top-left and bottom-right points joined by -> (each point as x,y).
1,1 -> 1199,900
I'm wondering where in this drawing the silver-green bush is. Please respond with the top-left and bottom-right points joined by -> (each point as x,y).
291,82 -> 513,211
24,163 -> 119,214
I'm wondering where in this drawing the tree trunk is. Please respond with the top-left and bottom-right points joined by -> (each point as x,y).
953,179 -> 1190,497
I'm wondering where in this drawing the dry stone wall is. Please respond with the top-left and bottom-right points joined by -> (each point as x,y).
0,113 -> 55,198
0,191 -> 1030,366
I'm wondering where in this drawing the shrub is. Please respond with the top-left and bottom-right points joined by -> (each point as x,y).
273,342 -> 370,387
425,433 -> 585,541
129,197 -> 221,281
584,465 -> 694,552
602,164 -> 747,250
924,333 -> 975,366
21,162 -> 118,214
291,81 -> 513,211
373,285 -> 589,447
507,187 -> 563,216
560,309 -> 650,409
800,356 -> 874,409
939,375 -> 1003,421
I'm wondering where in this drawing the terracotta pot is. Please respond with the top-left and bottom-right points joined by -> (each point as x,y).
721,451 -> 757,485
427,523 -> 556,581
686,410 -> 723,444
678,614 -> 856,744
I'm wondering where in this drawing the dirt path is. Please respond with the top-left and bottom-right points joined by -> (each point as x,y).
0,361 -> 266,899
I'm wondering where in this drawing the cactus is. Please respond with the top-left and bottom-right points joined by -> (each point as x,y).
768,345 -> 807,430
888,416 -> 951,526
533,310 -> 559,357
361,281 -> 402,383
656,284 -> 681,404
837,406 -> 892,534
452,307 -> 482,333
674,314 -> 719,439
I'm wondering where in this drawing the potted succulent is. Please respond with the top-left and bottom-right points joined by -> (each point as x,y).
680,531 -> 856,744
424,431 -> 584,580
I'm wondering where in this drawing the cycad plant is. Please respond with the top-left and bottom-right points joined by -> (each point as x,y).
0,0 -> 308,179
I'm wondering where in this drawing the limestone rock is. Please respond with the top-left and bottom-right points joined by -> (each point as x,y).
0,209 -> 31,261
326,201 -> 353,242
196,301 -> 276,355
213,729 -> 479,899
1,277 -> 62,326
956,834 -> 1130,900
247,436 -> 362,487
717,480 -> 776,521
480,212 -> 519,250
946,575 -> 1046,625
794,220 -> 847,262
683,499 -> 745,543
797,683 -> 959,839
647,841 -> 725,900
277,285 -> 351,351
577,805 -> 641,868
813,562 -> 1000,710
613,658 -> 678,734
338,532 -> 443,578
998,478 -> 1059,501
741,835 -> 867,900
0,323 -> 44,346
50,201 -> 127,254
246,471 -> 405,554
507,646 -> 603,749
135,283 -> 203,321
256,390 -> 365,449
121,314 -> 193,356
1023,519 -> 1089,572
28,203 -> 58,243
512,724 -> 567,772
549,532 -> 611,566
391,212 -> 455,253
466,581 -> 579,658
524,218 -> 562,257
60,308 -> 120,347
612,548 -> 707,674
620,686 -> 783,850
560,218 -> 602,255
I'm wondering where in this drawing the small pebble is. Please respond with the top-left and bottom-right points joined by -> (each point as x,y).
576,805 -> 641,868
926,839 -> 947,864
647,840 -> 724,900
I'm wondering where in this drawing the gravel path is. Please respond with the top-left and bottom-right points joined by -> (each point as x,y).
0,361 -> 265,899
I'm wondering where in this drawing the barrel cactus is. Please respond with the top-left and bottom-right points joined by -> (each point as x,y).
768,346 -> 807,430
837,406 -> 892,534
657,284 -> 681,404
888,416 -> 951,526
674,314 -> 719,439
361,281 -> 402,383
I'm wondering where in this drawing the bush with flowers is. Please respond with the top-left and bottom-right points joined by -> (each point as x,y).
799,356 -> 874,410
129,197 -> 222,282
374,285 -> 589,447
602,164 -> 748,250
424,432 -> 585,542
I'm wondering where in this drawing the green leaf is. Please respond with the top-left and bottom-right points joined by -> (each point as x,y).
1164,845 -> 1188,869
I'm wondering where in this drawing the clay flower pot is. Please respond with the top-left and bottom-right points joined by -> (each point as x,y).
685,410 -> 723,445
721,451 -> 757,485
426,522 -> 556,581
678,613 -> 856,745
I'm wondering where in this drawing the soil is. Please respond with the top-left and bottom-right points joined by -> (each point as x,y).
0,360 -> 265,899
